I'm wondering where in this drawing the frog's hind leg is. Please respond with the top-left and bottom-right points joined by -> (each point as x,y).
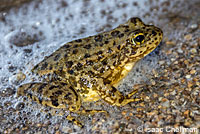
18,82 -> 81,108
17,82 -> 48,104
17,82 -> 84,127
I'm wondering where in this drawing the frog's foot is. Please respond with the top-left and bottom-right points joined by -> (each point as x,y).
49,108 -> 107,128
120,97 -> 141,106
45,108 -> 84,128
118,88 -> 142,106
66,114 -> 83,128
77,108 -> 109,117
40,108 -> 83,128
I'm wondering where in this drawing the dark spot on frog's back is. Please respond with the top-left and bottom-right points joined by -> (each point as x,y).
111,86 -> 117,92
75,39 -> 82,42
99,43 -> 104,47
64,92 -> 72,100
131,50 -> 136,55
73,44 -> 78,48
124,28 -> 129,33
130,17 -> 141,25
83,44 -> 91,49
118,33 -> 124,38
117,45 -> 121,50
100,68 -> 104,73
63,44 -> 70,49
69,86 -> 79,101
41,62 -> 48,70
38,83 -> 47,94
103,79 -> 111,85
72,49 -> 78,54
84,53 -> 90,58
113,61 -> 116,66
49,64 -> 53,70
86,60 -> 93,65
76,62 -> 83,70
113,41 -> 116,46
108,48 -> 112,53
112,54 -> 117,59
94,34 -> 103,42
64,53 -> 68,58
54,90 -> 63,96
51,99 -> 59,107
28,83 -> 35,89
67,70 -> 74,74
111,30 -> 120,37
97,50 -> 103,55
102,59 -> 107,65
152,30 -> 157,36
104,40 -> 109,44
49,85 -> 59,90
123,25 -> 130,32
65,61 -> 73,68
54,53 -> 61,61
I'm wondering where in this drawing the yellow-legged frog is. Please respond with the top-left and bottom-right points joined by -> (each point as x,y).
17,17 -> 163,127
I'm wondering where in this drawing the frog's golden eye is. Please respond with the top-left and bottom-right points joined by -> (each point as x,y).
132,33 -> 145,45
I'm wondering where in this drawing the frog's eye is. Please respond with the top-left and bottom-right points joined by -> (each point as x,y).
132,33 -> 145,45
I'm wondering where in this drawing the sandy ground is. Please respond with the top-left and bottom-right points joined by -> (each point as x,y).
0,0 -> 199,133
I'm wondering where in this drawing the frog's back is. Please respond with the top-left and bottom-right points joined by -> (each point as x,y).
32,19 -> 132,76
32,17 -> 163,81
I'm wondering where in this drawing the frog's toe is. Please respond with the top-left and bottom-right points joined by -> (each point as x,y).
66,114 -> 83,128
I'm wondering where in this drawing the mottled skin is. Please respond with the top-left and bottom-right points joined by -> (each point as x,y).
17,17 -> 163,127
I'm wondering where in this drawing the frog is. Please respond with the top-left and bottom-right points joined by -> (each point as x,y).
17,17 -> 163,127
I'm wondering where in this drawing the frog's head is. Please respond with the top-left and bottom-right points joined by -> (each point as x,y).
122,17 -> 163,61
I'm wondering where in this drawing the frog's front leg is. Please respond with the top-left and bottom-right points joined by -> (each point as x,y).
97,84 -> 141,107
